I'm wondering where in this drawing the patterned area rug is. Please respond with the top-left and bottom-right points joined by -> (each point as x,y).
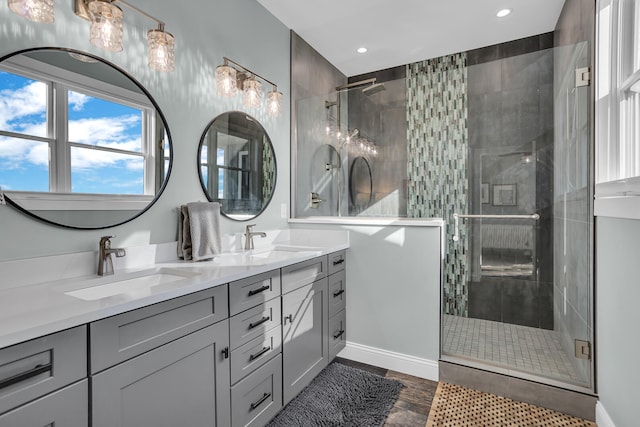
267,362 -> 403,427
426,382 -> 597,427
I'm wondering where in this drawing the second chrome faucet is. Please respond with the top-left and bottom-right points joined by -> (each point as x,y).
244,224 -> 266,250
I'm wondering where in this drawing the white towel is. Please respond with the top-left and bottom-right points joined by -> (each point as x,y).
186,202 -> 222,261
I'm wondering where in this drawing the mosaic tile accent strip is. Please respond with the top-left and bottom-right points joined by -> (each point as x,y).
406,53 -> 469,316
263,140 -> 275,201
426,382 -> 596,427
442,314 -> 582,384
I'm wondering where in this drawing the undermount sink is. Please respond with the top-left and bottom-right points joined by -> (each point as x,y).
63,267 -> 200,301
212,246 -> 322,266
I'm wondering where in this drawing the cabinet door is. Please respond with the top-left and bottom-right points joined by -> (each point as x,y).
92,321 -> 231,427
0,380 -> 87,427
282,278 -> 328,405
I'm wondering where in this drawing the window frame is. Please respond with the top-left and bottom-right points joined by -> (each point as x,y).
0,54 -> 158,209
596,0 -> 640,218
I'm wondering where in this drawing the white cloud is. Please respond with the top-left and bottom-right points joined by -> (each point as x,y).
0,77 -> 47,135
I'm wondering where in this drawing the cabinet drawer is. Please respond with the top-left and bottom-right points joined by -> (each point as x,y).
328,269 -> 346,318
90,284 -> 228,373
0,326 -> 86,415
230,298 -> 281,350
0,380 -> 88,427
231,354 -> 282,427
229,270 -> 281,316
327,250 -> 346,276
281,256 -> 327,294
329,310 -> 346,362
231,326 -> 281,385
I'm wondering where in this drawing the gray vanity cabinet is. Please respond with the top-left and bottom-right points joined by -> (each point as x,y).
0,380 -> 88,427
91,320 -> 231,427
0,326 -> 88,427
89,284 -> 231,427
327,250 -> 347,362
281,277 -> 329,405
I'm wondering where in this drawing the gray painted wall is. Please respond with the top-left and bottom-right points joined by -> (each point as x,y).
0,0 -> 290,261
596,216 -> 640,427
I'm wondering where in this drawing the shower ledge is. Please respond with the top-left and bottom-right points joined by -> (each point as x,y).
289,216 -> 444,227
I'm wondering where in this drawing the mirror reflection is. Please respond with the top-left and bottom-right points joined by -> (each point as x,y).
0,48 -> 171,229
198,112 -> 276,221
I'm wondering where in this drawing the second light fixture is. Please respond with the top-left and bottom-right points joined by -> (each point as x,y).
216,57 -> 282,116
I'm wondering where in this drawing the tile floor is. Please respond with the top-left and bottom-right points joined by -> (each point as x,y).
442,314 -> 582,383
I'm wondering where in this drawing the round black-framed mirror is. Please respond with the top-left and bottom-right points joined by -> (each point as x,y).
0,47 -> 173,229
197,111 -> 276,221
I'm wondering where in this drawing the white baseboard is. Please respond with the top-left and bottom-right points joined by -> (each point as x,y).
596,401 -> 616,427
338,341 -> 439,381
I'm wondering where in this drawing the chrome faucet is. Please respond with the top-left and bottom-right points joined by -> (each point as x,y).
98,236 -> 126,276
244,224 -> 266,250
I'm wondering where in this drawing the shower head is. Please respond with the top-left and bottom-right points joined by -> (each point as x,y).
362,82 -> 385,96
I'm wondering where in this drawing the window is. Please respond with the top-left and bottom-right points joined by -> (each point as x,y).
596,0 -> 640,218
0,55 -> 157,202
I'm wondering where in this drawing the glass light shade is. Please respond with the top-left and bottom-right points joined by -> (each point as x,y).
148,29 -> 175,72
243,79 -> 262,109
215,65 -> 237,97
266,89 -> 283,117
88,0 -> 124,52
8,0 -> 54,23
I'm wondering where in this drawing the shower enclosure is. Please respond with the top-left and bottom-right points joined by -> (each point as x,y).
440,40 -> 593,392
293,34 -> 593,393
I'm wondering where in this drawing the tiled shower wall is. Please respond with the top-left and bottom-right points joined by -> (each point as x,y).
406,53 -> 469,316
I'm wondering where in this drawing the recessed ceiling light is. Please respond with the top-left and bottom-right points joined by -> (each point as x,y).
496,8 -> 511,18
357,47 -> 368,54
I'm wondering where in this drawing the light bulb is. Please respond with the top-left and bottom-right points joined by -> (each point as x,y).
8,0 -> 54,23
88,0 -> 124,52
148,28 -> 175,72
215,65 -> 237,97
243,78 -> 262,109
266,89 -> 283,116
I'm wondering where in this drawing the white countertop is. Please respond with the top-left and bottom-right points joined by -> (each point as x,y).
0,230 -> 349,350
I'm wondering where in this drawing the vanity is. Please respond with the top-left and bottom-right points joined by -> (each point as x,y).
0,41 -> 345,427
0,237 -> 348,427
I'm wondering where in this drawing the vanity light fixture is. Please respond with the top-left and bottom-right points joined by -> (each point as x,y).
8,0 -> 54,23
74,0 -> 176,72
216,57 -> 283,116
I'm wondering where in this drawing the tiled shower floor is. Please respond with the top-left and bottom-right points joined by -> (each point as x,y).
442,314 -> 581,383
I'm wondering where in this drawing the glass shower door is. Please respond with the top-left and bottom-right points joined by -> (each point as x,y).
442,41 -> 593,392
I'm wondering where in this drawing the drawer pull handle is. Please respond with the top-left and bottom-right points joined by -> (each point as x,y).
221,347 -> 229,359
249,346 -> 270,361
333,330 -> 345,340
333,259 -> 345,266
0,363 -> 52,390
250,392 -> 272,411
284,314 -> 293,324
333,289 -> 345,298
248,316 -> 270,329
248,285 -> 271,297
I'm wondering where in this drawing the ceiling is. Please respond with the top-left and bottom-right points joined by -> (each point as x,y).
257,0 -> 566,77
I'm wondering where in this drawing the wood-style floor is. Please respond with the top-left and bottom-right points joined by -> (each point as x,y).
334,357 -> 438,426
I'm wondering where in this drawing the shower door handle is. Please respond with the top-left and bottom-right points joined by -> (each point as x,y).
451,213 -> 540,242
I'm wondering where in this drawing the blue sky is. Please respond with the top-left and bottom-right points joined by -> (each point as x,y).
0,70 -> 148,195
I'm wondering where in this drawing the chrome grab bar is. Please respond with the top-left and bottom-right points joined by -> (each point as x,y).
452,213 -> 540,242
